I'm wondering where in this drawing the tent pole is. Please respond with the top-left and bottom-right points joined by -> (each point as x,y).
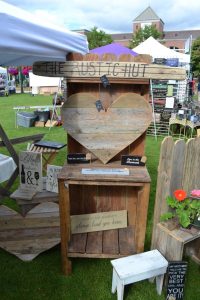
49,78 -> 61,130
150,79 -> 157,141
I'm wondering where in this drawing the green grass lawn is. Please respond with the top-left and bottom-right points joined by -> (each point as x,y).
0,94 -> 199,300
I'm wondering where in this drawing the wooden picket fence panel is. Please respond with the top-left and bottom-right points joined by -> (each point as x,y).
151,136 -> 200,261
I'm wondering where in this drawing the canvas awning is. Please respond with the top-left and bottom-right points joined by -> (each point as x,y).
133,37 -> 190,64
90,43 -> 138,57
0,1 -> 89,66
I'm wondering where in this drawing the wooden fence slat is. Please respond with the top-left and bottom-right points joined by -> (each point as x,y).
151,136 -> 174,248
182,138 -> 200,194
169,139 -> 186,194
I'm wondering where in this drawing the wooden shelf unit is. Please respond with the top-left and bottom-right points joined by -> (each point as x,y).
58,53 -> 152,275
58,162 -> 151,275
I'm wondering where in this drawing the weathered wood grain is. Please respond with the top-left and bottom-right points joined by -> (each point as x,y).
33,61 -> 186,80
62,92 -> 152,164
182,138 -> 200,194
0,203 -> 60,261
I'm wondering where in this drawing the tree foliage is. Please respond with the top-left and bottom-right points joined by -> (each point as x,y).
87,26 -> 113,50
191,37 -> 200,77
129,25 -> 162,49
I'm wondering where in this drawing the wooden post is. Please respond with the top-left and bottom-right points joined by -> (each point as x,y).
58,179 -> 72,275
135,183 -> 150,252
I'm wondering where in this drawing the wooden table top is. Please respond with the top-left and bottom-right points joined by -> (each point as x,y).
58,161 -> 151,184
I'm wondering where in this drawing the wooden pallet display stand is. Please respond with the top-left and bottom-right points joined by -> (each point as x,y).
33,53 -> 186,275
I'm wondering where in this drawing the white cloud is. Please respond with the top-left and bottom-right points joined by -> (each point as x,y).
3,0 -> 200,33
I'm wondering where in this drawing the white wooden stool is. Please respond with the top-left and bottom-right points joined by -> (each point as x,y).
111,249 -> 168,300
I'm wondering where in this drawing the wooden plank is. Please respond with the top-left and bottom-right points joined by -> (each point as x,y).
0,133 -> 44,147
58,179 -> 72,275
169,139 -> 186,194
101,186 -> 119,255
62,92 -> 152,164
135,183 -> 150,252
0,203 -> 60,261
151,136 -> 174,249
182,137 -> 200,194
119,226 -> 135,255
0,124 -> 19,165
70,210 -> 127,234
59,163 -> 151,183
33,61 -> 186,80
86,231 -> 103,254
68,233 -> 87,253
103,229 -> 119,254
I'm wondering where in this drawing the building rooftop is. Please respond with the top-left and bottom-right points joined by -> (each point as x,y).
133,6 -> 164,24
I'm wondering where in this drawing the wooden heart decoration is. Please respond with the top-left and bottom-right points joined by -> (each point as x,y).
0,202 -> 60,261
62,92 -> 152,164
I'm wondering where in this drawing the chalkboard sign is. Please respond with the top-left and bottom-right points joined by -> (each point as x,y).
166,261 -> 188,300
121,155 -> 146,166
100,75 -> 110,88
67,153 -> 90,164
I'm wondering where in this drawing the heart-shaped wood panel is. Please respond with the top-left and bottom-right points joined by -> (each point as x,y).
62,92 -> 152,164
0,202 -> 60,261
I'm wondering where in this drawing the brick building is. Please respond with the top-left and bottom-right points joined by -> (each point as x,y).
111,6 -> 200,53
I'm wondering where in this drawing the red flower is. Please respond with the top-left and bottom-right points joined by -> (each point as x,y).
173,190 -> 187,201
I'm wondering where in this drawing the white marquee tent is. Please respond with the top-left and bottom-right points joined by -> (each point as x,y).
0,1 -> 88,66
133,37 -> 190,64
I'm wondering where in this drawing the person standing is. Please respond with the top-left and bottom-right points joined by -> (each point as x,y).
198,80 -> 200,102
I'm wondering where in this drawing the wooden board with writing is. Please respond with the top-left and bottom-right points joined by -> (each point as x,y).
33,61 -> 186,81
70,210 -> 127,234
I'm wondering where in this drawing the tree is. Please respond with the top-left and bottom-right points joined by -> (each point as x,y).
87,27 -> 113,50
129,25 -> 162,49
191,37 -> 200,77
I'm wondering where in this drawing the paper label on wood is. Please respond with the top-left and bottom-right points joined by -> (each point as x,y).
71,210 -> 127,234
33,61 -> 186,80
46,164 -> 62,193
81,168 -> 129,175
19,151 -> 43,192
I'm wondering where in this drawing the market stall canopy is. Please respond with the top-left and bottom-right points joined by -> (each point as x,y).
90,43 -> 138,57
132,37 -> 190,64
0,1 -> 89,66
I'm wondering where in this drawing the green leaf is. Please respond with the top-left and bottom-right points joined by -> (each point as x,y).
177,211 -> 191,228
160,212 -> 174,221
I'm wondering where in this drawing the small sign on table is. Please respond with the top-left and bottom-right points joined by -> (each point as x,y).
46,164 -> 62,193
19,151 -> 43,192
166,261 -> 188,300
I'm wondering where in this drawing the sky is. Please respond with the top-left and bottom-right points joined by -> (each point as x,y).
3,0 -> 200,33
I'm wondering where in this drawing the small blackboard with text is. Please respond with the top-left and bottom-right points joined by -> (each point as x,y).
121,155 -> 146,166
67,153 -> 90,164
166,261 -> 188,300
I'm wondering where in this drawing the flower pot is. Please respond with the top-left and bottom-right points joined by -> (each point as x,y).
192,215 -> 200,228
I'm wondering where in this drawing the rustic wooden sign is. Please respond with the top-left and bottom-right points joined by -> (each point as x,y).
70,210 -> 127,234
46,164 -> 62,193
19,151 -> 43,192
33,61 -> 186,80
0,202 -> 60,261
62,92 -> 152,164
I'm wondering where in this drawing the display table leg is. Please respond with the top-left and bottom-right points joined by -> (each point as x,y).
135,183 -> 150,253
58,179 -> 72,275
